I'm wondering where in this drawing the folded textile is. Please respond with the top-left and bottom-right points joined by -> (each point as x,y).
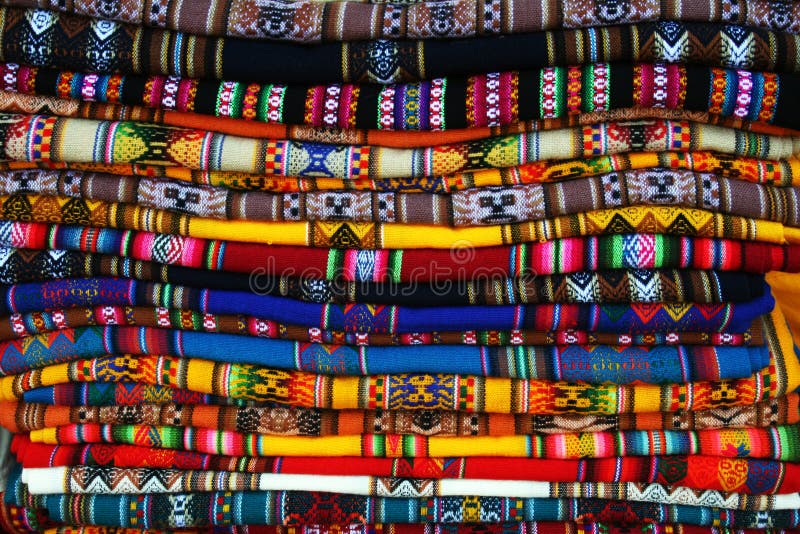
0,306 -> 763,346
4,115 -> 798,178
19,382 -> 239,407
6,223 -> 797,280
9,524 -> 800,534
20,467 -> 800,511
0,278 -> 774,333
4,150 -> 797,192
5,0 -> 798,41
13,437 -> 798,493
0,247 -> 767,305
21,373 -> 786,417
4,311 -> 794,411
5,168 -> 800,227
1,11 -> 798,82
6,394 -> 796,434
5,89 -> 798,151
19,488 -> 800,528
6,194 -> 800,247
0,326 -> 770,381
2,62 -> 796,130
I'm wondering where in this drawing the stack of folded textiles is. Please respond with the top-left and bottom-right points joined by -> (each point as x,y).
0,1 -> 800,533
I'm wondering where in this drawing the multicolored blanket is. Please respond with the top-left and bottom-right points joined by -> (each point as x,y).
1,62 -> 796,129
0,325 -> 770,381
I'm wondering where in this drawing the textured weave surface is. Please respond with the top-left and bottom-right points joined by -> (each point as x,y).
22,423 -> 800,461
3,150 -> 798,192
4,0 -> 800,41
3,115 -> 798,178
3,394 -> 796,434
16,484 -> 800,528
13,435 -> 800,487
0,306 -> 763,347
0,277 -> 775,333
4,168 -> 799,227
4,194 -> 800,247
3,223 -> 797,280
20,467 -> 799,511
3,90 -> 797,150
1,10 -> 799,82
1,62 -> 796,129
0,325 -> 769,381
0,247 -> 768,305
2,316 -> 794,413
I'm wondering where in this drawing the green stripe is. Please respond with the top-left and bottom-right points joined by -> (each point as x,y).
554,66 -> 566,117
326,248 -> 343,279
229,82 -> 245,118
582,64 -> 594,113
654,234 -> 665,267
256,85 -> 273,123
389,250 -> 403,284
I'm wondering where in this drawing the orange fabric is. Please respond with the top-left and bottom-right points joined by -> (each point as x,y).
159,109 -> 800,146
2,94 -> 795,148
766,272 -> 800,347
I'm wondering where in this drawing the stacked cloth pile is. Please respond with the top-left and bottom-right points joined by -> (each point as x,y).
0,0 -> 800,532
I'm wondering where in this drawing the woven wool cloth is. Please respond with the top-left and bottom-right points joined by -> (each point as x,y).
14,424 -> 800,458
0,325 -> 770,381
18,467 -> 800,511
4,115 -> 798,178
4,0 -> 799,41
12,435 -> 799,483
10,475 -> 800,529
0,305 -> 792,413
20,376 -> 790,410
2,222 -> 797,280
0,349 -> 789,412
3,90 -> 796,151
3,394 -> 795,434
0,247 -> 769,305
5,195 -> 800,248
0,520 -> 792,534
0,4 -> 799,531
0,306 -> 765,347
1,10 -> 799,82
0,62 -> 796,130
3,168 -> 799,227
0,278 -> 775,332
3,149 -> 798,192
0,335 -> 771,385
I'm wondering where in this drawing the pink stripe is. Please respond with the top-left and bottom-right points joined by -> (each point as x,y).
501,72 -> 515,124
338,84 -> 354,129
471,74 -> 487,127
639,64 -> 654,107
104,122 -> 119,163
666,64 -> 682,108
177,79 -> 194,112
148,76 -> 166,107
